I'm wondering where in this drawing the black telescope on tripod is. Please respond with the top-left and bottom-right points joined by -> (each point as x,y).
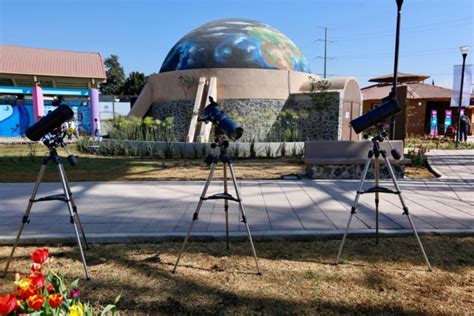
173,97 -> 260,275
336,0 -> 432,271
198,97 -> 243,141
3,103 -> 91,279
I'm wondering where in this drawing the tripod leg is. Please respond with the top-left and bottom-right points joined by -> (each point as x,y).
383,154 -> 432,271
228,162 -> 261,275
374,156 -> 380,245
173,162 -> 217,273
63,172 -> 89,249
223,162 -> 230,250
3,160 -> 48,278
336,156 -> 372,264
57,163 -> 91,280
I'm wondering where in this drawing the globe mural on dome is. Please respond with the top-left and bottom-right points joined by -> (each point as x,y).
160,18 -> 310,73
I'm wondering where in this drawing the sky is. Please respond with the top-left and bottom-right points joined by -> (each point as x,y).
0,0 -> 473,89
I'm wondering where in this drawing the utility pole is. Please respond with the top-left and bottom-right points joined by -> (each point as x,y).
316,26 -> 335,79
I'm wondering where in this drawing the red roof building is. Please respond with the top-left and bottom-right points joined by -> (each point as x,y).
0,45 -> 106,88
362,72 -> 472,137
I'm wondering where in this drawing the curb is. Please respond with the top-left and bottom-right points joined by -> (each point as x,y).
1,229 -> 473,245
426,156 -> 444,178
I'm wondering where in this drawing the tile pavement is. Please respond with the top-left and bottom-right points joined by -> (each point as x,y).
0,176 -> 472,243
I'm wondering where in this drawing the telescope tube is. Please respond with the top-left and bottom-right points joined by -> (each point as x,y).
25,104 -> 74,141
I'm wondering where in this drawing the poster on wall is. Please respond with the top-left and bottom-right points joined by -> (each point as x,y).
430,109 -> 438,137
444,110 -> 452,133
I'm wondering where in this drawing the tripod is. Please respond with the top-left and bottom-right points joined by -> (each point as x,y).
2,137 -> 90,279
335,129 -> 432,271
173,136 -> 261,274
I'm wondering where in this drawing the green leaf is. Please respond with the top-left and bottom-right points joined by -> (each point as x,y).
69,278 -> 80,289
100,304 -> 116,316
114,294 -> 121,305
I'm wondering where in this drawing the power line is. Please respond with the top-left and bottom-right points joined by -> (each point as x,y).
333,47 -> 464,60
332,16 -> 472,40
332,17 -> 473,42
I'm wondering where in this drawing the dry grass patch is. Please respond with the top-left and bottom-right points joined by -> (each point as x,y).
404,166 -> 437,179
1,236 -> 472,314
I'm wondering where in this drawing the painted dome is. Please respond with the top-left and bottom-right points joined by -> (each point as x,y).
160,18 -> 310,73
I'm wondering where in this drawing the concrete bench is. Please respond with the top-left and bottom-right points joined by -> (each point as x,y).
304,140 -> 411,179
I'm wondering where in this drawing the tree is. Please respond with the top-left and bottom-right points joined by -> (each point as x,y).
100,55 -> 125,95
123,71 -> 148,96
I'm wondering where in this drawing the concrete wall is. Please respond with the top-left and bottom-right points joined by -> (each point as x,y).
129,68 -> 315,117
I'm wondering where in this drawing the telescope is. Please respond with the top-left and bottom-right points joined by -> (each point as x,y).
198,97 -> 243,141
25,104 -> 74,141
350,95 -> 401,134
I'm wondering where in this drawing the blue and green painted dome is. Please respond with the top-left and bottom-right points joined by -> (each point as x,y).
160,18 -> 310,73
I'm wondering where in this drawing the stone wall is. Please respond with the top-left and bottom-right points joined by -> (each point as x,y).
219,99 -> 286,142
150,100 -> 193,141
150,94 -> 342,142
307,163 -> 405,179
283,93 -> 341,141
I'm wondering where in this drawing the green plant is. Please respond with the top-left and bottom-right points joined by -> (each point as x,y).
406,145 -> 428,166
249,139 -> 257,158
232,143 -> 240,159
164,142 -> 174,159
280,142 -> 286,157
192,144 -> 200,159
265,145 -> 273,158
145,143 -> 155,158
108,116 -> 178,142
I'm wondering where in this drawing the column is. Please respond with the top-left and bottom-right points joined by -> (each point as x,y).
89,88 -> 100,136
32,85 -> 44,122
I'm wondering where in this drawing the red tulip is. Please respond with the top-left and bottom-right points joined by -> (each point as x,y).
31,248 -> 49,264
16,277 -> 37,300
27,294 -> 45,311
47,283 -> 55,294
0,294 -> 17,315
48,293 -> 63,308
31,263 -> 42,272
29,273 -> 45,289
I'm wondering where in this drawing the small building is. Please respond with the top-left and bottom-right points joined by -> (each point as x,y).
362,72 -> 473,137
130,18 -> 362,143
0,45 -> 106,136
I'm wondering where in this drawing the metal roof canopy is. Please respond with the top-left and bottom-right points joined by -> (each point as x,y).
0,45 -> 106,89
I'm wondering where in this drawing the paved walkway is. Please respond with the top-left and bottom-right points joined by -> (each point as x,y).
426,149 -> 474,181
0,178 -> 472,243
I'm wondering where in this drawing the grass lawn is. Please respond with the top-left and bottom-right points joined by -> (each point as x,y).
0,236 -> 472,314
0,143 -> 435,181
0,143 -> 305,182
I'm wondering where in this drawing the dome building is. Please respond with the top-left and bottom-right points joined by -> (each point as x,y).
129,18 -> 362,142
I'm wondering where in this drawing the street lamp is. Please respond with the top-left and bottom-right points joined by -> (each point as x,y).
456,45 -> 469,146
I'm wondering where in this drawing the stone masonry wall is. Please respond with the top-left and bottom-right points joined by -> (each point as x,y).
307,163 -> 405,179
150,100 -> 193,141
150,94 -> 341,142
